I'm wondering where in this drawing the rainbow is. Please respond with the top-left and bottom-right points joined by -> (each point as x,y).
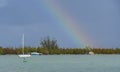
42,1 -> 94,48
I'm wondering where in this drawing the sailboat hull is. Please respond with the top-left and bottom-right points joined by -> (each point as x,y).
18,54 -> 31,58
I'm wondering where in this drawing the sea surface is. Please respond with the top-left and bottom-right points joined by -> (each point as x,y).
0,55 -> 120,72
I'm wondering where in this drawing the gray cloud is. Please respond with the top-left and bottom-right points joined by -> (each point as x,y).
0,0 -> 7,8
0,0 -> 51,26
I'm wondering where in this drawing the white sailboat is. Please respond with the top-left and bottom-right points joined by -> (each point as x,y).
31,47 -> 41,55
89,51 -> 94,55
18,34 -> 31,58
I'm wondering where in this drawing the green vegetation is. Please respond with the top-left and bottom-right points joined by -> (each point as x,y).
0,37 -> 120,55
0,47 -> 120,55
40,36 -> 58,49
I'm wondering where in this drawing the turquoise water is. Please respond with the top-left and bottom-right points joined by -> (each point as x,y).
0,55 -> 120,72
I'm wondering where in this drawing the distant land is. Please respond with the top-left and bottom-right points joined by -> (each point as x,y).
0,36 -> 120,55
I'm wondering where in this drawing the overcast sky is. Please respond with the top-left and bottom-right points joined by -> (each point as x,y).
0,0 -> 120,48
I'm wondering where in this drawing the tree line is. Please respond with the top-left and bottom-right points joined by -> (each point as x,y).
0,47 -> 120,55
0,37 -> 120,55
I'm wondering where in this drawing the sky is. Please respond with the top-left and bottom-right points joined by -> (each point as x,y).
0,0 -> 120,48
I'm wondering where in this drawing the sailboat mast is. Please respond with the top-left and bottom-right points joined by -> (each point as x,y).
22,34 -> 24,55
